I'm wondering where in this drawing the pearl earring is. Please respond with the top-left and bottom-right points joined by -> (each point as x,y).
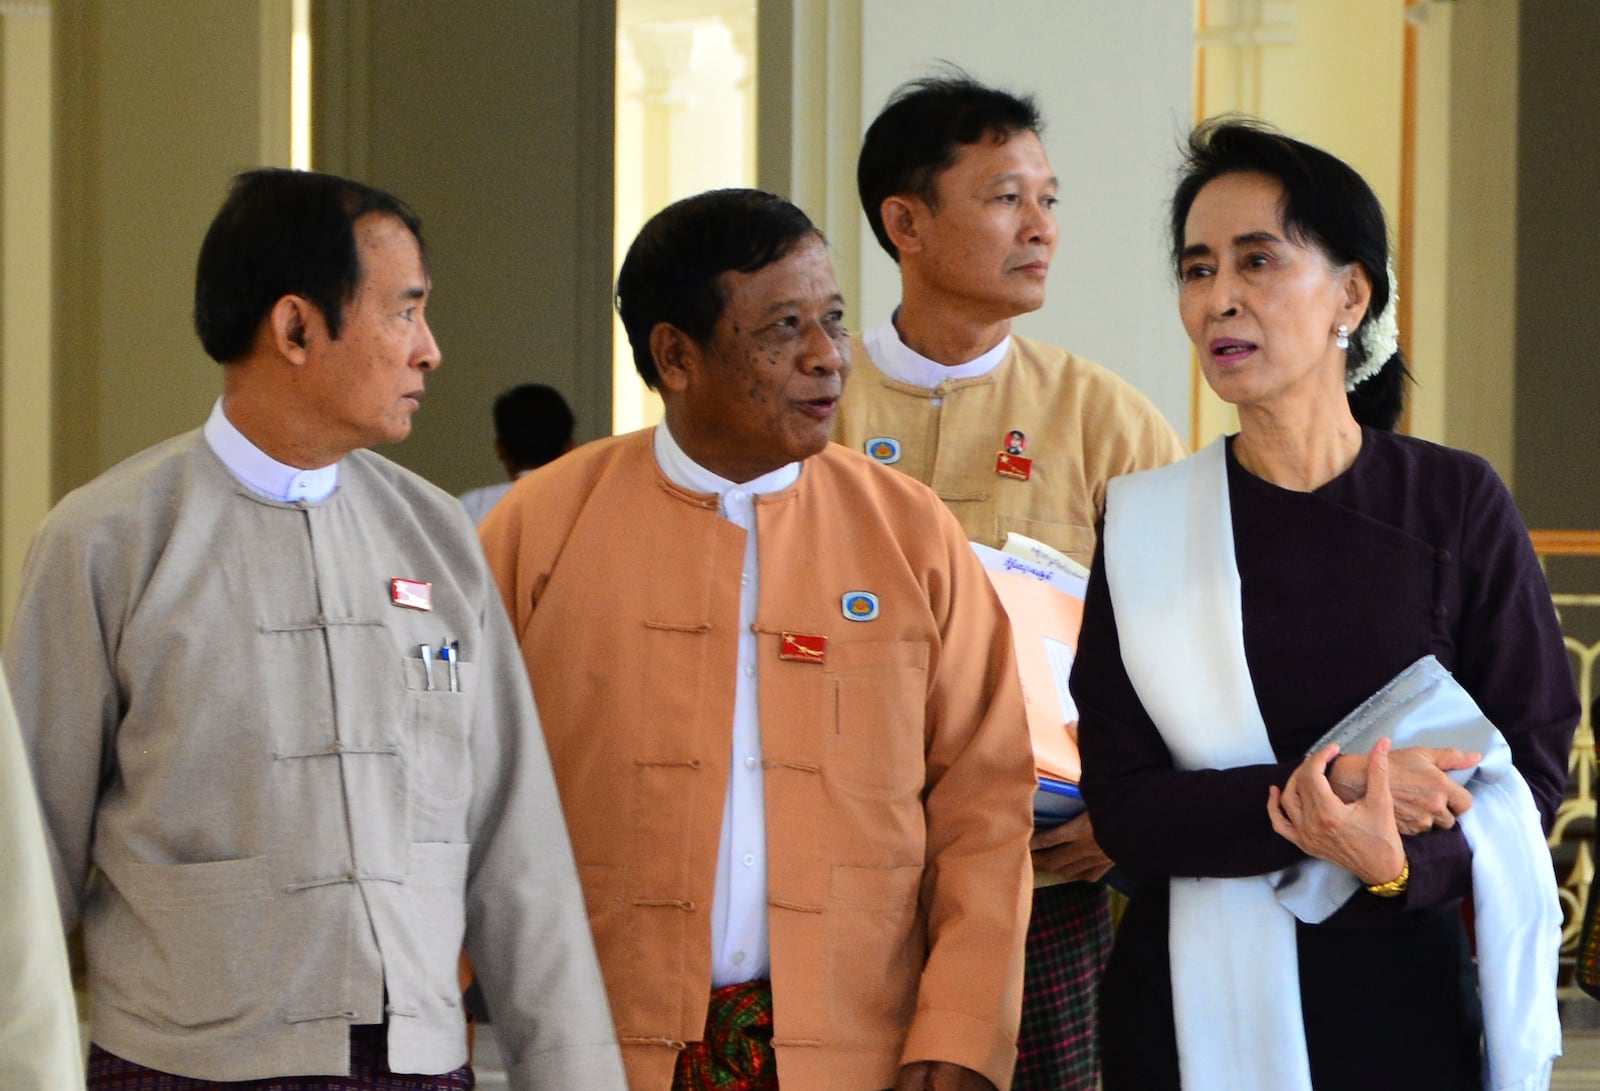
1335,324 -> 1350,350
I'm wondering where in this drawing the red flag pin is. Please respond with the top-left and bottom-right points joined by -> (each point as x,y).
996,451 -> 1033,481
391,578 -> 433,611
779,631 -> 828,664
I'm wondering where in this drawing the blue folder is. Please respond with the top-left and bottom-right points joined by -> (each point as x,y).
1034,775 -> 1086,827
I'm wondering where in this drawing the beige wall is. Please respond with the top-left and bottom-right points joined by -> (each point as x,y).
757,0 -> 866,317
1408,0 -> 1453,446
1513,0 -> 1599,530
52,2 -> 294,500
314,1 -> 616,496
1,11 -> 52,633
1441,0 -> 1519,483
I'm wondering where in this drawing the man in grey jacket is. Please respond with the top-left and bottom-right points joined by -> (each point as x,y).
3,169 -> 625,1089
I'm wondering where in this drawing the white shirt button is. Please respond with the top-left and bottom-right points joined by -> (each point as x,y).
733,951 -> 746,965
742,853 -> 755,867
744,756 -> 759,769
743,664 -> 756,677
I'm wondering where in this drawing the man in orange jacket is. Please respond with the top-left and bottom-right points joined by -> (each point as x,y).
481,188 -> 1036,1091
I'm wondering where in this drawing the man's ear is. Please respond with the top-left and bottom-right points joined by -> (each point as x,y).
881,195 -> 925,257
268,295 -> 315,364
650,323 -> 698,394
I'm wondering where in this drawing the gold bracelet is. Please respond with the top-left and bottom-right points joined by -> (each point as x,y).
1366,857 -> 1410,898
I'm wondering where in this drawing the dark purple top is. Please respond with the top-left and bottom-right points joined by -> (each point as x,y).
1075,428 -> 1579,924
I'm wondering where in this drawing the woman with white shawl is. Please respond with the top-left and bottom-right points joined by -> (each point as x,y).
1075,119 -> 1578,1090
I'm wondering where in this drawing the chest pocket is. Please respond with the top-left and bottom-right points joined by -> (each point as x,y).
402,654 -> 474,808
823,640 -> 930,797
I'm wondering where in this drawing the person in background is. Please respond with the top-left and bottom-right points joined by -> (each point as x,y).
458,382 -> 576,524
0,664 -> 84,1089
4,167 -> 624,1090
480,187 -> 1035,1091
1075,118 -> 1578,1090
835,71 -> 1185,1091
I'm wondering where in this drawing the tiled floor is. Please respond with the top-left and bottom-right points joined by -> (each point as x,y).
1555,1030 -> 1600,1089
1556,995 -> 1600,1089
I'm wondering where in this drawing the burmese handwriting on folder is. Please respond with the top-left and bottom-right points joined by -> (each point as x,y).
970,536 -> 1088,826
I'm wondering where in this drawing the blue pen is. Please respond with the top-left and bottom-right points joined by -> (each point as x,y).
440,639 -> 460,692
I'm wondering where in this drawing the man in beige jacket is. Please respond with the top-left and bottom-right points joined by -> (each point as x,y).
481,188 -> 1035,1091
836,74 -> 1185,1090
5,168 -> 623,1089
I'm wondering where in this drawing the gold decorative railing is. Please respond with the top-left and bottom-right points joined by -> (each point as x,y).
1532,530 -> 1600,989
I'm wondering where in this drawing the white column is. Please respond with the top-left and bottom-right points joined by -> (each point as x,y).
1,6 -> 52,633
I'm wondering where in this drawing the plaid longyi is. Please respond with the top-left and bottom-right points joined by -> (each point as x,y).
1011,881 -> 1113,1091
671,979 -> 777,1091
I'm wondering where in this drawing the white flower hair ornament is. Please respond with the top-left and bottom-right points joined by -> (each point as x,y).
1347,258 -> 1398,391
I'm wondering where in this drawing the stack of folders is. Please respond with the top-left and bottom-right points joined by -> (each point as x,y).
969,534 -> 1089,830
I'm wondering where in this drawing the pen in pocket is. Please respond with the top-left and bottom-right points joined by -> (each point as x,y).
418,643 -> 435,691
438,639 -> 461,693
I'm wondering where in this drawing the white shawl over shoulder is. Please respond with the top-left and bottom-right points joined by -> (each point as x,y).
1102,439 -> 1559,1091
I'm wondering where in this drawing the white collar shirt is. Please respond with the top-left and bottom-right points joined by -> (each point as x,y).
863,311 -> 1011,405
653,422 -> 800,986
202,398 -> 340,503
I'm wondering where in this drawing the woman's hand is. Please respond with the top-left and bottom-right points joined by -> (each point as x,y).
1268,739 -> 1406,886
1326,746 -> 1476,834
1028,811 -> 1113,882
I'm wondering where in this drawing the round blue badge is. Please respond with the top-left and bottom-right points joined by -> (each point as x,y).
864,437 -> 902,465
841,591 -> 880,622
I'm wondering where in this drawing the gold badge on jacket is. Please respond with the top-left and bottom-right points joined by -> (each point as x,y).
996,429 -> 1032,481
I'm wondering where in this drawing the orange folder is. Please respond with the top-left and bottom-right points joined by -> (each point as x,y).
971,542 -> 1086,785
